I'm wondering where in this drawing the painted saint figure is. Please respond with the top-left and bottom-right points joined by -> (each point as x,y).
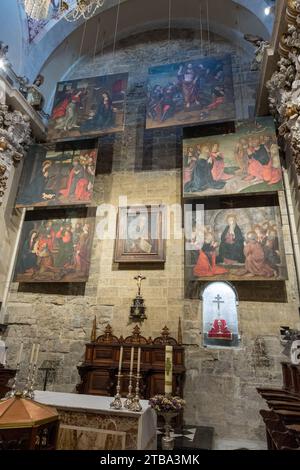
193,230 -> 228,277
217,215 -> 245,265
177,63 -> 200,108
59,157 -> 90,201
184,143 -> 226,193
75,223 -> 91,274
239,231 -> 276,277
244,136 -> 282,184
80,91 -> 115,133
210,142 -> 233,181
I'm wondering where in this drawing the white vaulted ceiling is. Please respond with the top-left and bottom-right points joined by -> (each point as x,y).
0,0 -> 276,109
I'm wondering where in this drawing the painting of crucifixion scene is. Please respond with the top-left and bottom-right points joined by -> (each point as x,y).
183,117 -> 283,198
146,54 -> 235,129
14,210 -> 95,283
47,73 -> 128,141
202,282 -> 240,348
185,205 -> 288,283
16,145 -> 97,208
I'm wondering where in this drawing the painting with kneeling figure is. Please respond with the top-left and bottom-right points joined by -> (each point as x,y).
183,117 -> 283,198
14,209 -> 95,283
47,73 -> 128,141
16,144 -> 98,208
185,205 -> 288,283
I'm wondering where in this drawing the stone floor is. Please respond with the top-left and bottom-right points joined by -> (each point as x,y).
213,438 -> 267,450
157,425 -> 267,450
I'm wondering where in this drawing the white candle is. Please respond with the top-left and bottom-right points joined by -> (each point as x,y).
34,343 -> 40,366
17,342 -> 24,365
137,347 -> 141,376
29,343 -> 36,366
129,347 -> 134,375
3,348 -> 7,367
165,345 -> 173,395
118,346 -> 123,373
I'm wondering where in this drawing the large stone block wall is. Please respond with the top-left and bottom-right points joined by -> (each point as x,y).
4,30 -> 300,442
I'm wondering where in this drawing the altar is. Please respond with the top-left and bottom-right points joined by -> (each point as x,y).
34,391 -> 157,450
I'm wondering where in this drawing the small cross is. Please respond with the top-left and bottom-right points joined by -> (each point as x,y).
134,274 -> 146,296
213,294 -> 224,312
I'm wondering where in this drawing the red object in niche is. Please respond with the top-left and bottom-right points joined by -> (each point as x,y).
208,318 -> 232,340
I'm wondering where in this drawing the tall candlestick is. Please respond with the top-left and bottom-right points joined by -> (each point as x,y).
17,342 -> 24,365
34,343 -> 40,366
165,345 -> 173,395
129,347 -> 134,375
118,346 -> 123,373
137,347 -> 141,375
29,343 -> 35,366
3,348 -> 7,367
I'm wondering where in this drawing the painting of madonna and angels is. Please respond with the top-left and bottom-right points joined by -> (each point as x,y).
14,210 -> 95,283
16,145 -> 97,208
183,117 -> 283,198
185,205 -> 288,283
47,73 -> 128,141
146,54 -> 235,129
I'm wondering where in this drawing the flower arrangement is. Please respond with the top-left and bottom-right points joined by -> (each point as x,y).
149,394 -> 185,414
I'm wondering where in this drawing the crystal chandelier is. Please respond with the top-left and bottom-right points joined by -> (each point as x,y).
23,0 -> 105,22
24,0 -> 52,20
63,0 -> 105,22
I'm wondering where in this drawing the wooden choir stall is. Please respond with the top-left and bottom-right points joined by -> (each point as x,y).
77,324 -> 186,400
257,362 -> 300,450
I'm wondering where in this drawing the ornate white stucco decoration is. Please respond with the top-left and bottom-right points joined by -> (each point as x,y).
0,104 -> 32,205
267,1 -> 300,174
244,34 -> 270,71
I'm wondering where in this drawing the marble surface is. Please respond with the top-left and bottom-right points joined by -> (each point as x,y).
34,390 -> 150,417
34,390 -> 157,450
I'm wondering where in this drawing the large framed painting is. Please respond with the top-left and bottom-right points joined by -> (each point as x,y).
14,209 -> 95,283
114,205 -> 166,263
183,117 -> 283,197
16,145 -> 98,208
185,204 -> 288,285
146,54 -> 235,130
47,73 -> 128,141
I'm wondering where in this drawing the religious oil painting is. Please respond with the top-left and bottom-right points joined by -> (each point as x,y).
114,205 -> 166,263
146,54 -> 235,130
185,205 -> 287,283
14,209 -> 95,283
183,117 -> 283,198
47,73 -> 128,141
202,282 -> 240,348
16,145 -> 97,208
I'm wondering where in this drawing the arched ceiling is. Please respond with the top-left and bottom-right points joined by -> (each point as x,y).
0,0 -> 276,107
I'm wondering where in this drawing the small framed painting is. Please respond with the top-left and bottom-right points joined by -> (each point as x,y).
114,205 -> 166,263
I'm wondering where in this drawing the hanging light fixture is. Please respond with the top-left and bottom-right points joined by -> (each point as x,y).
24,1 -> 105,22
24,0 -> 52,20
63,1 -> 105,22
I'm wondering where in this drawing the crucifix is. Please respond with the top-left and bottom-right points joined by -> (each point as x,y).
213,294 -> 224,317
134,274 -> 146,297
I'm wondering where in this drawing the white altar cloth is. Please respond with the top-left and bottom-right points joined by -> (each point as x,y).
34,390 -> 157,450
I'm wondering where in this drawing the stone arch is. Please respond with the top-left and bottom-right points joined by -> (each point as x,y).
201,281 -> 240,348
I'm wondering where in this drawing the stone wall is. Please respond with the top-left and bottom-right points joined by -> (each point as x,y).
4,29 -> 300,443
